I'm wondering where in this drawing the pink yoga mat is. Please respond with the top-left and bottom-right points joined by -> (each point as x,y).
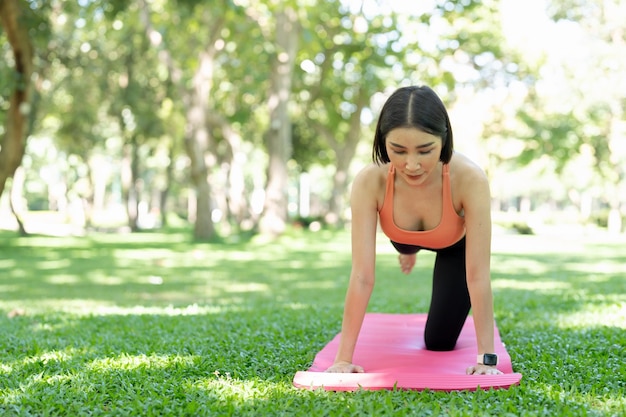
293,313 -> 522,391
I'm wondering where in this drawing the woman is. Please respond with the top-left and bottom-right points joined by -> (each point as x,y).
326,85 -> 502,375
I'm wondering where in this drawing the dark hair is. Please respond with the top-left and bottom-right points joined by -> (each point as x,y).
372,85 -> 454,164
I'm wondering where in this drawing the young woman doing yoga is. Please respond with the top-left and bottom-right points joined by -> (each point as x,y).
326,85 -> 502,375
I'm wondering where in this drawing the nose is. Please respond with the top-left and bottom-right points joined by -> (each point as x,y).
406,155 -> 421,171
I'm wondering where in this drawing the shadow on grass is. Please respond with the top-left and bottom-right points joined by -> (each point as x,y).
0,229 -> 355,309
491,247 -> 625,328
0,306 -> 340,415
0,230 -> 625,415
1,309 -> 623,416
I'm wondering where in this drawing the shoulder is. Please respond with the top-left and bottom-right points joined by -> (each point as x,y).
352,163 -> 387,190
448,153 -> 490,212
351,163 -> 388,209
448,152 -> 489,190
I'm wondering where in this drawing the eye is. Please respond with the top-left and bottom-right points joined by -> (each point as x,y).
419,149 -> 433,155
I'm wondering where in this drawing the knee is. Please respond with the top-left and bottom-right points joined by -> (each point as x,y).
424,334 -> 457,351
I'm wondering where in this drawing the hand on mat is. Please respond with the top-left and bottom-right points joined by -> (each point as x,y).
325,361 -> 364,373
398,253 -> 416,274
466,364 -> 503,375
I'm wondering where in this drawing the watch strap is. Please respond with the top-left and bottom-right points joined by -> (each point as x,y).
476,353 -> 498,366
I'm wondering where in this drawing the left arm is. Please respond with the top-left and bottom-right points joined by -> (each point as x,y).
461,165 -> 502,375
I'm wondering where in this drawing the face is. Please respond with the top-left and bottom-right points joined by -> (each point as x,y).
385,127 -> 442,186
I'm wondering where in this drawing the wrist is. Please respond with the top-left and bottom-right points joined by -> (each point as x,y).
476,353 -> 498,366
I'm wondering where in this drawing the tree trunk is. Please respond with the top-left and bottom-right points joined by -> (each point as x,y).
159,142 -> 175,227
81,155 -> 97,229
185,137 -> 213,239
138,0 -> 180,230
121,140 -> 140,232
607,102 -> 625,234
227,155 -> 247,225
259,8 -> 299,236
322,88 -> 368,225
327,119 -> 363,225
0,0 -> 34,199
138,0 -> 224,240
9,166 -> 27,235
327,150 -> 352,226
184,50 -> 216,240
206,113 -> 248,228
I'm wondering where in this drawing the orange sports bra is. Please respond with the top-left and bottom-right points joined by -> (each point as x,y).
378,164 -> 465,250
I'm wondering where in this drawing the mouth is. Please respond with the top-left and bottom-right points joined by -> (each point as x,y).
405,171 -> 424,179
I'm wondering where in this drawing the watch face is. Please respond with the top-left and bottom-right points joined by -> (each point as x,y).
483,354 -> 498,366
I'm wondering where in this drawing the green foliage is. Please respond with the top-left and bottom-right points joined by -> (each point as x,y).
516,109 -> 580,171
509,0 -> 626,196
515,92 -> 615,179
436,0 -> 484,15
0,40 -> 11,127
292,120 -> 333,169
0,0 -> 52,121
100,0 -> 132,20
23,0 -> 52,48
5,0 -> 624,232
0,230 -> 625,416
546,0 -> 592,22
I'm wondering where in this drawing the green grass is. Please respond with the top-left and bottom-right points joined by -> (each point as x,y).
0,228 -> 625,416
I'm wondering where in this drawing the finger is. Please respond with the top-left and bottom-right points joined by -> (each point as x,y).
466,366 -> 475,375
354,365 -> 364,373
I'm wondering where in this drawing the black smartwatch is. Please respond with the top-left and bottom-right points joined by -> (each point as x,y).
477,353 -> 498,366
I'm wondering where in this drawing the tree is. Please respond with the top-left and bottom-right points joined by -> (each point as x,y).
286,1 -> 401,225
292,0 -> 515,225
1,0 -> 539,239
259,7 -> 299,236
39,1 -> 171,232
508,0 -> 626,232
105,7 -> 168,232
0,0 -> 34,199
547,0 -> 626,233
139,0 -> 268,239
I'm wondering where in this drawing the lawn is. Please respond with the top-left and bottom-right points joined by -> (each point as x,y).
0,227 -> 624,416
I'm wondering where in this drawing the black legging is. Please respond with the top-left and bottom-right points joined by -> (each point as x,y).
391,237 -> 470,351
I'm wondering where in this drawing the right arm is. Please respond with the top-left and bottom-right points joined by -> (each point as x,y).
326,166 -> 380,373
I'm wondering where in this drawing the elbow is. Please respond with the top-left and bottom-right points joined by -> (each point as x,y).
465,259 -> 490,284
465,269 -> 491,291
351,271 -> 375,289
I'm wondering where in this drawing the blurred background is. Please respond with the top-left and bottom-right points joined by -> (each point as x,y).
1,0 -> 625,240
